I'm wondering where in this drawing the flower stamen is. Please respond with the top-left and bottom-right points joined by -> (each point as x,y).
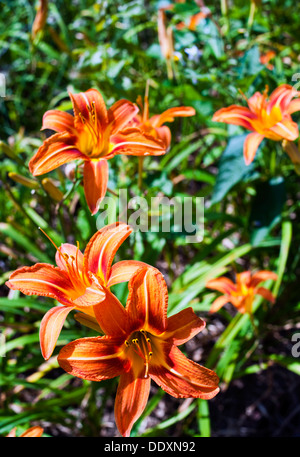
126,330 -> 153,378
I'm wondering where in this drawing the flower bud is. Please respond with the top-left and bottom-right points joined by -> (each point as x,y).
32,0 -> 48,39
42,178 -> 64,202
8,172 -> 39,189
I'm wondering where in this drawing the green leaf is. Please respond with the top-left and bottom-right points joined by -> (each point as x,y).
237,46 -> 264,78
269,354 -> 300,376
0,223 -> 51,263
249,176 -> 286,246
272,220 -> 292,297
197,399 -> 211,437
211,134 -> 258,205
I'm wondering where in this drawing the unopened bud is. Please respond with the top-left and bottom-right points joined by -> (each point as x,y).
282,140 -> 300,175
8,172 -> 39,189
0,141 -> 18,160
32,0 -> 48,39
42,178 -> 64,202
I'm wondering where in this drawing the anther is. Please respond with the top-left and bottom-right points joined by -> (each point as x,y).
91,101 -> 96,121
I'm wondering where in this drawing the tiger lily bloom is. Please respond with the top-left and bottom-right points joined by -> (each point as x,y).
131,93 -> 196,150
29,88 -> 166,215
206,270 -> 278,314
7,426 -> 44,437
6,222 -> 147,360
212,84 -> 300,165
58,265 -> 220,437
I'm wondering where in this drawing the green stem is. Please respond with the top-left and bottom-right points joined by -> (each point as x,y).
247,0 -> 256,32
220,0 -> 229,36
138,156 -> 144,190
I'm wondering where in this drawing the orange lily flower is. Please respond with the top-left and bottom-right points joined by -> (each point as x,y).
206,270 -> 278,314
212,84 -> 300,165
6,222 -> 147,360
58,266 -> 220,437
7,426 -> 44,437
29,89 -> 166,215
131,94 -> 196,150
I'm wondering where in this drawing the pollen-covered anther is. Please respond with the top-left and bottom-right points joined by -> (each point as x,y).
91,101 -> 97,123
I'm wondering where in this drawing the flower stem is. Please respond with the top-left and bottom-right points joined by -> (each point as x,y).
247,0 -> 256,32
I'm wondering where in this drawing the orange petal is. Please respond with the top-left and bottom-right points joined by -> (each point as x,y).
55,243 -> 105,307
162,307 -> 205,346
189,11 -> 207,30
111,127 -> 166,156
209,295 -> 231,313
108,99 -> 139,134
106,260 -> 149,287
238,295 -> 254,314
150,106 -> 196,128
149,345 -> 220,400
84,222 -> 133,284
206,276 -> 236,295
83,159 -> 109,215
40,305 -> 75,360
126,266 -> 168,335
155,125 -> 172,149
236,271 -> 252,286
268,84 -> 298,113
248,92 -> 267,115
286,98 -> 300,115
255,287 -> 276,304
212,105 -> 255,130
114,368 -> 151,437
6,428 -> 17,437
69,88 -> 108,128
250,270 -> 278,288
243,132 -> 264,165
29,132 -> 85,176
58,335 -> 126,381
72,282 -> 106,308
20,426 -> 44,437
269,118 -> 299,141
42,109 -> 74,133
6,263 -> 76,307
92,288 -> 129,337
